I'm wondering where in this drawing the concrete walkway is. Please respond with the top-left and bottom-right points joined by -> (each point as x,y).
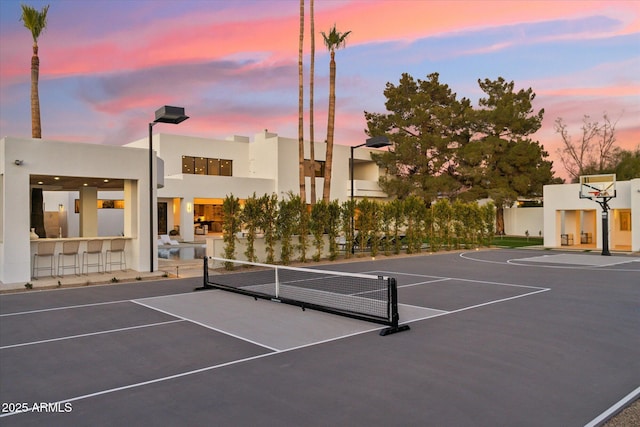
2,257 -> 205,293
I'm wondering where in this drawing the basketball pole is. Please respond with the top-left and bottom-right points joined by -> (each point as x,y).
597,199 -> 612,256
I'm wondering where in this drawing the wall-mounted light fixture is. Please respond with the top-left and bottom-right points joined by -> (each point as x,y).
58,204 -> 64,212
186,202 -> 192,213
14,160 -> 23,166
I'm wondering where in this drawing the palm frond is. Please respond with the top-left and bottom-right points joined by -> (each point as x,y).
20,4 -> 49,42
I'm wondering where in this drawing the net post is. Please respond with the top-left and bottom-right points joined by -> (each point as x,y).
379,277 -> 410,336
194,256 -> 214,291
275,265 -> 280,299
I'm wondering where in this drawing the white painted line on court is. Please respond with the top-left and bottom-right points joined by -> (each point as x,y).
0,268 -> 553,420
421,288 -> 551,318
400,302 -> 450,313
398,278 -> 452,288
584,385 -> 640,427
460,251 -> 640,272
0,320 -> 391,419
0,320 -> 184,350
0,351 -> 276,419
0,299 -> 133,317
2,289 -> 550,419
374,270 -> 548,291
132,299 -> 281,352
0,289 -> 217,318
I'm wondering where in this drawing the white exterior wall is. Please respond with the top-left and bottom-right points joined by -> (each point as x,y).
1,137 -> 152,285
130,131 -> 389,241
503,207 -> 544,237
1,131 -> 392,286
543,179 -> 639,252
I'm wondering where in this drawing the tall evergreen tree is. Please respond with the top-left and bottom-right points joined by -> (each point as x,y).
459,77 -> 554,233
365,72 -> 472,201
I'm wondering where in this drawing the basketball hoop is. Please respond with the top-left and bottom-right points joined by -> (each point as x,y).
579,174 -> 616,256
580,174 -> 616,201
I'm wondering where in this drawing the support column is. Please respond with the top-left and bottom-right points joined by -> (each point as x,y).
79,187 -> 98,237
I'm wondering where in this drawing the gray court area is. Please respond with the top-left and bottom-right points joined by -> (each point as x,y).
0,249 -> 638,426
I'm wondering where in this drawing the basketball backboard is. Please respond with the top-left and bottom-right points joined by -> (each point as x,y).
579,174 -> 616,200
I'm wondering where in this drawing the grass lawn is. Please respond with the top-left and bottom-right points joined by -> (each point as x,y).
492,235 -> 544,248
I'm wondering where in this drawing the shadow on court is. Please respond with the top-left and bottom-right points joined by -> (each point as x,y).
0,249 -> 638,426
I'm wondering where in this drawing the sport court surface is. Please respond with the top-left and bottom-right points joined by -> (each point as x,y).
1,249 -> 638,426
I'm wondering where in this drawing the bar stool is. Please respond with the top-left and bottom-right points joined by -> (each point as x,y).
106,238 -> 127,272
57,240 -> 81,276
82,239 -> 104,275
32,241 -> 56,279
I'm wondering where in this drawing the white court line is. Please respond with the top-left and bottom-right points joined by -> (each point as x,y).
1,289 -> 217,318
419,288 -> 550,318
0,323 -> 384,419
373,270 -> 548,291
584,385 -> 640,427
397,278 -> 451,288
460,252 -> 640,272
132,300 -> 281,352
0,320 -> 184,350
0,271 -> 551,420
0,299 -> 132,317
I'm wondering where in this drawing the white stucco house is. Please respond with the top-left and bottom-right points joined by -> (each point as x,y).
1,136 -> 158,285
1,131 -> 387,287
123,130 -> 388,243
543,179 -> 639,252
3,130 -> 637,288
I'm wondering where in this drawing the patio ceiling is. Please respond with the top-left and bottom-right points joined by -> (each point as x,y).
30,175 -> 126,191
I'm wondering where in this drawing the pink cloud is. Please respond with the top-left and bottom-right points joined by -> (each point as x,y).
314,0 -> 639,44
540,85 -> 640,97
3,0 -> 637,84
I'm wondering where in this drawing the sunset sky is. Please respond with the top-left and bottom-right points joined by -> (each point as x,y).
1,0 -> 638,179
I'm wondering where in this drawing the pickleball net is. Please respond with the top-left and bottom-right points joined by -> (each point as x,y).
197,257 -> 409,336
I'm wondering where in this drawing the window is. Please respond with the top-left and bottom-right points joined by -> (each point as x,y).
220,160 -> 232,176
207,159 -> 219,175
194,157 -> 207,175
182,156 -> 233,176
182,156 -> 194,174
619,211 -> 631,231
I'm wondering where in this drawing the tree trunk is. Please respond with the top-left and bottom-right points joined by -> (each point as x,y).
322,53 -> 336,202
496,206 -> 505,235
308,0 -> 316,205
31,43 -> 46,238
297,0 -> 306,201
31,44 -> 41,139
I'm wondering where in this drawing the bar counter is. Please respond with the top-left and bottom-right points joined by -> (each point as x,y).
30,237 -> 132,277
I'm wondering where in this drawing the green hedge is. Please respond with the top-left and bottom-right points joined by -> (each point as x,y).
221,194 -> 496,265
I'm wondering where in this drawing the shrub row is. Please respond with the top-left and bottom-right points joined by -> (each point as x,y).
222,193 -> 495,268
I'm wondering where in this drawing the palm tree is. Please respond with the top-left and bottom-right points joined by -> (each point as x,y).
20,3 -> 49,139
297,0 -> 306,201
308,0 -> 316,205
21,3 -> 49,239
321,24 -> 351,202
